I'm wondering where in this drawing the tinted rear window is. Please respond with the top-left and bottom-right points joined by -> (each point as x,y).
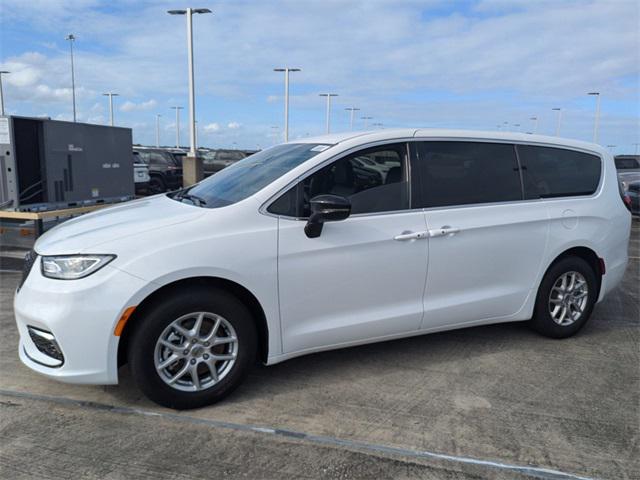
518,146 -> 601,199
412,141 -> 522,208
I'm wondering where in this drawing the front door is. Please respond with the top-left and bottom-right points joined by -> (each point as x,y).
272,143 -> 429,354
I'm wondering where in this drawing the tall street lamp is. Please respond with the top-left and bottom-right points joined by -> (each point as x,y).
552,108 -> 562,136
633,143 -> 640,155
606,145 -> 616,153
319,93 -> 338,134
102,92 -> 119,126
587,92 -> 601,143
65,34 -> 77,122
345,107 -> 360,130
156,114 -> 162,147
273,67 -> 301,142
361,116 -> 373,129
0,71 -> 9,116
529,116 -> 538,134
168,8 -> 211,187
513,123 -> 521,132
171,106 -> 184,148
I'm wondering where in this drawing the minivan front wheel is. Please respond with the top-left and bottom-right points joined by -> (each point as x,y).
531,257 -> 597,338
128,287 -> 257,409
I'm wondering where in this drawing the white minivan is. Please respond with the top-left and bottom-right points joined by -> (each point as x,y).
14,130 -> 631,409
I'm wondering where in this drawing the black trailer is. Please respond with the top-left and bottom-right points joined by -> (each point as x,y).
0,116 -> 134,211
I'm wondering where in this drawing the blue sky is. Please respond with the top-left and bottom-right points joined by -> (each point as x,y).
1,0 -> 638,152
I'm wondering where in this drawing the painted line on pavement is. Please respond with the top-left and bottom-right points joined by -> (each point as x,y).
0,388 -> 596,480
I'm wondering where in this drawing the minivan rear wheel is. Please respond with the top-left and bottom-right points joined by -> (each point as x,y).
127,287 -> 257,409
530,256 -> 597,338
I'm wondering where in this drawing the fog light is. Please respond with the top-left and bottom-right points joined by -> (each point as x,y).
27,326 -> 64,363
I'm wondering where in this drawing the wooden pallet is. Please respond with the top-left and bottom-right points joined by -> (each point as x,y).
0,204 -> 112,237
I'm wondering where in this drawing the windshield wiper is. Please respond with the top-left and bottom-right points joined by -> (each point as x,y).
173,191 -> 207,206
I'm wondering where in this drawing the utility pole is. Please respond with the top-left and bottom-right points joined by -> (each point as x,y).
345,107 -> 360,130
273,67 -> 301,142
0,71 -> 9,116
529,116 -> 538,134
319,93 -> 338,134
102,92 -> 119,126
65,34 -> 77,122
171,106 -> 184,148
361,116 -> 373,129
587,92 -> 601,143
156,114 -> 162,147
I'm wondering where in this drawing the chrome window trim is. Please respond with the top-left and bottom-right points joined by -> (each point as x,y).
260,137 -> 605,220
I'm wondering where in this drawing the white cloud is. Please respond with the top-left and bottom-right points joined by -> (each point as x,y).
1,0 -> 637,149
120,99 -> 157,112
203,123 -> 220,133
227,122 -> 241,129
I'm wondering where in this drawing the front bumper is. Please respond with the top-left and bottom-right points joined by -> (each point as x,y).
14,256 -> 149,384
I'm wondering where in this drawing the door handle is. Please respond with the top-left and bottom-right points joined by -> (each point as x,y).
394,231 -> 429,241
428,226 -> 460,238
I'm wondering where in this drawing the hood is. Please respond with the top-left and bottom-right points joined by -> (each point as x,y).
35,195 -> 205,255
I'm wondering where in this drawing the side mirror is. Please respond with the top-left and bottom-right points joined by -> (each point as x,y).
304,194 -> 351,238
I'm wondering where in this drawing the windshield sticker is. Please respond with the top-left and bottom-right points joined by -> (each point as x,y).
310,144 -> 330,152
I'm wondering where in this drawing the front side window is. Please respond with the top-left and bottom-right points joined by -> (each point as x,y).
178,143 -> 330,208
518,146 -> 601,199
412,141 -> 521,208
268,143 -> 409,217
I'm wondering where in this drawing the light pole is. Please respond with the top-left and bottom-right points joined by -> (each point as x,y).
587,92 -> 601,143
361,116 -> 373,129
529,116 -> 538,134
319,93 -> 338,134
0,71 -> 9,116
552,108 -> 562,136
168,8 -> 211,158
606,145 -> 616,153
513,123 -> 521,132
65,34 -> 77,122
345,107 -> 360,130
156,114 -> 162,147
102,92 -> 119,126
372,122 -> 384,129
273,67 -> 301,142
171,106 -> 184,148
633,143 -> 640,155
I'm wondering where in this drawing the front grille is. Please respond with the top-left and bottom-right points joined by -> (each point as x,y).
18,250 -> 37,291
27,326 -> 64,363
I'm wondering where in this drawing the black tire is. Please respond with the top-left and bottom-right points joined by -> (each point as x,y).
530,256 -> 598,338
148,175 -> 166,194
128,286 -> 257,409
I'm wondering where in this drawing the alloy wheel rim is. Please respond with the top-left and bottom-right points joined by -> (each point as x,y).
548,271 -> 589,326
154,312 -> 238,392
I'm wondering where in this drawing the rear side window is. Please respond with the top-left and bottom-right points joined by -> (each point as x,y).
412,142 -> 521,208
518,146 -> 601,199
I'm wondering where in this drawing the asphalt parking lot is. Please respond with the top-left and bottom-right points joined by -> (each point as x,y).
0,221 -> 638,480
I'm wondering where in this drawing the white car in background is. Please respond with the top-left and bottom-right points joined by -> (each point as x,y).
14,129 -> 631,409
133,157 -> 150,195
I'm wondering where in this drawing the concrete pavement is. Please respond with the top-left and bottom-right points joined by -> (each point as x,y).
0,222 -> 638,479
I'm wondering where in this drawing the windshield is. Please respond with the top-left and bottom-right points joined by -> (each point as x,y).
173,143 -> 331,208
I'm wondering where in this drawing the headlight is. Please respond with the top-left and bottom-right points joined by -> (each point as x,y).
41,254 -> 116,280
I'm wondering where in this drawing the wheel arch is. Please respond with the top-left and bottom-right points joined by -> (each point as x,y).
117,276 -> 269,367
542,246 -> 603,297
